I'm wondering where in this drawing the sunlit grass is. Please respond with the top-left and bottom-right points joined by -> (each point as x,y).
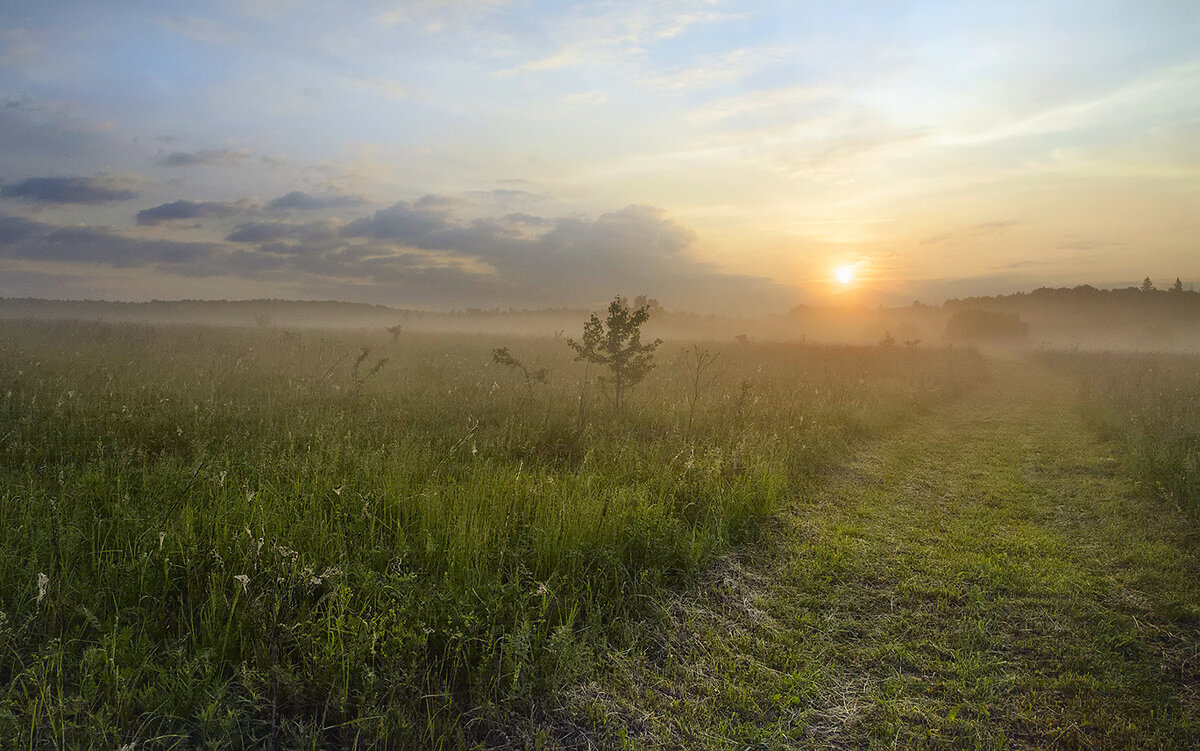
0,320 -> 984,747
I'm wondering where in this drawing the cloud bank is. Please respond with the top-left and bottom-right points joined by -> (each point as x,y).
1,176 -> 138,204
0,196 -> 794,311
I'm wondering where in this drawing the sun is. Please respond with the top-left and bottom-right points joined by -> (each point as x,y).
834,264 -> 856,285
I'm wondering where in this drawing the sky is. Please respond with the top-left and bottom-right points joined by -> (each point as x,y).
0,0 -> 1197,313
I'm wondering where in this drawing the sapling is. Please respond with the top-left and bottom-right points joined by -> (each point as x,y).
683,345 -> 720,438
567,296 -> 662,412
491,347 -> 547,403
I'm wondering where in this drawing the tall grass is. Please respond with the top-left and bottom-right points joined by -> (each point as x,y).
1041,350 -> 1200,515
0,320 -> 985,747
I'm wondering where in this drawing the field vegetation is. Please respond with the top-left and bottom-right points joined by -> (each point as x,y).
1042,350 -> 1200,516
0,317 -> 983,747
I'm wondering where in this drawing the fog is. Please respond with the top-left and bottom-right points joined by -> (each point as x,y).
4,282 -> 1200,352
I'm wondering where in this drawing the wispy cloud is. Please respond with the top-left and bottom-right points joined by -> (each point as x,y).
155,149 -> 252,168
944,60 -> 1200,146
638,45 -> 795,92
686,86 -> 831,125
496,2 -> 747,79
374,1 -> 515,33
156,15 -> 246,47
921,221 -> 1018,246
354,77 -> 408,100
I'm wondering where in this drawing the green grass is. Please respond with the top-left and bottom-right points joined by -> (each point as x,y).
561,359 -> 1200,749
0,320 -> 983,748
1040,350 -> 1200,515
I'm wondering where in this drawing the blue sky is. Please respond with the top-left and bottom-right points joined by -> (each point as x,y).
0,0 -> 1197,311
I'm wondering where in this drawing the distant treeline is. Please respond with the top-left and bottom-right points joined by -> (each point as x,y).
944,282 -> 1200,347
0,297 -> 590,331
3,282 -> 1199,348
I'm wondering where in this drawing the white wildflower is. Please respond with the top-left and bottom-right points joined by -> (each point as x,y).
234,574 -> 250,593
158,531 -> 166,550
37,572 -> 48,604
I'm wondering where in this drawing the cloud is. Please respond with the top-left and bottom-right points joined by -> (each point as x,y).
0,215 -> 220,269
354,77 -> 408,100
920,221 -> 1018,246
266,190 -> 363,210
687,86 -> 831,126
1,200 -> 796,313
156,15 -> 245,46
0,214 -> 44,243
374,0 -> 514,33
560,90 -> 608,105
496,3 -> 747,79
329,199 -> 788,309
136,199 -> 254,225
466,188 -> 543,203
155,149 -> 251,167
226,219 -> 341,243
638,45 -> 793,92
1,176 -> 138,203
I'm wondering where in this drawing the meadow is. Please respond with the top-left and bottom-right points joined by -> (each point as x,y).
1042,350 -> 1200,516
0,319 -> 984,748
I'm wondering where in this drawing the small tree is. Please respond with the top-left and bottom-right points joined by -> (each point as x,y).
567,296 -> 662,411
1171,277 -> 1184,293
1141,276 -> 1156,292
491,346 -> 546,402
683,345 -> 719,438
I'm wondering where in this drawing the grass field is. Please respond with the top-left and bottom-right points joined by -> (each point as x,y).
0,320 -> 983,748
565,360 -> 1200,749
1040,350 -> 1200,517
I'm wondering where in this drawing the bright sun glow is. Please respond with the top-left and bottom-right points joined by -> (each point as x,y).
834,265 -> 855,285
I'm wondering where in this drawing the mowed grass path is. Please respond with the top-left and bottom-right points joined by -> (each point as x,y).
568,360 -> 1200,749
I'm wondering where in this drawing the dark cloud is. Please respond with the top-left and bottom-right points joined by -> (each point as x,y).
136,199 -> 249,225
266,191 -> 362,210
0,102 -> 142,177
0,215 -> 220,269
340,200 -> 448,242
226,219 -> 340,243
155,149 -> 250,167
0,214 -> 44,243
414,194 -> 459,211
1,176 -> 138,204
0,200 -> 796,313
294,199 -> 785,309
